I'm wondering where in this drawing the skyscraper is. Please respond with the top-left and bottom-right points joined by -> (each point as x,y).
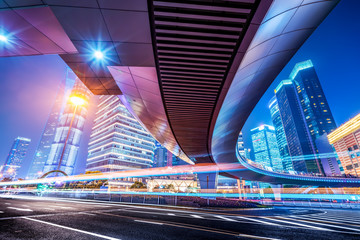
153,142 -> 169,168
86,96 -> 155,172
28,68 -> 76,179
237,132 -> 245,157
1,137 -> 31,179
250,125 -> 282,171
291,60 -> 337,142
268,96 -> 293,171
328,113 -> 360,177
275,80 -> 321,174
42,79 -> 92,176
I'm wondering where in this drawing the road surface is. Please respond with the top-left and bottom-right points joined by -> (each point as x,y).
0,195 -> 359,239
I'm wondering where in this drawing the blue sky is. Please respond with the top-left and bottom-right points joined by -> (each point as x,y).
0,1 -> 359,178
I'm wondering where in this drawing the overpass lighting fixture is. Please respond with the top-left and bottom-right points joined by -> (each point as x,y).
0,34 -> 8,42
94,50 -> 104,60
70,95 -> 86,106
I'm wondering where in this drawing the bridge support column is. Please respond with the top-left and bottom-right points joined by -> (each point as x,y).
237,178 -> 246,200
198,172 -> 218,195
271,184 -> 282,201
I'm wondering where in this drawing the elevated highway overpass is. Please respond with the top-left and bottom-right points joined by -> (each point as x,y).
1,0 -> 358,186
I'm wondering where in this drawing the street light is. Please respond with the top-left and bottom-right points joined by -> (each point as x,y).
0,35 -> 7,42
55,94 -> 86,176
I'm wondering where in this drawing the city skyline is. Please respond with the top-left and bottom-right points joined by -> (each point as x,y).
1,1 -> 360,239
0,1 -> 359,178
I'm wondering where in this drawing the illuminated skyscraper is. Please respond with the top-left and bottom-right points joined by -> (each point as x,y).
28,69 -> 76,179
328,113 -> 360,177
86,96 -> 155,172
268,96 -> 292,171
237,132 -> 245,157
275,80 -> 321,174
1,137 -> 31,179
250,125 -> 282,171
153,142 -> 172,168
42,79 -> 92,176
291,60 -> 337,141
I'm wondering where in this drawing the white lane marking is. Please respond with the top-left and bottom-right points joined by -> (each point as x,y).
216,215 -> 237,222
318,215 -> 360,223
290,216 -> 360,232
238,233 -> 281,240
23,217 -> 121,240
60,207 -> 74,209
303,215 -> 360,224
191,215 -> 203,219
7,207 -> 33,212
237,216 -> 278,226
167,213 -> 175,216
261,217 -> 331,231
134,220 -> 163,225
4,203 -> 10,205
0,211 -> 3,213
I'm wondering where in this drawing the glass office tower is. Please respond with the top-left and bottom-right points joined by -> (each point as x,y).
43,79 -> 92,176
153,142 -> 169,168
1,137 -> 31,179
291,60 -> 337,143
237,132 -> 245,157
28,69 -> 76,179
275,80 -> 322,174
251,125 -> 282,171
268,96 -> 293,171
86,96 -> 155,172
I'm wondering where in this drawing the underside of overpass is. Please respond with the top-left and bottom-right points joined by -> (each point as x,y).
1,0 -> 358,186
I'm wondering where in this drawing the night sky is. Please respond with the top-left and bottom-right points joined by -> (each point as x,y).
0,1 -> 359,178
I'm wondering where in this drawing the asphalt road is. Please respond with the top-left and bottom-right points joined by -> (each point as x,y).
0,195 -> 359,240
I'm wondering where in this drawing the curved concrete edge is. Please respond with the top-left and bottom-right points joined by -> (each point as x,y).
211,0 -> 348,186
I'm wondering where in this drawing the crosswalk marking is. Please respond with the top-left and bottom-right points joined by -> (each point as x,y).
290,216 -> 360,232
261,217 -> 331,231
216,216 -> 237,222
237,216 -> 278,226
303,215 -> 360,225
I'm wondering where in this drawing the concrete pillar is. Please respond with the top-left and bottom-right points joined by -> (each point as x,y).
198,172 -> 218,194
237,178 -> 246,200
271,184 -> 282,201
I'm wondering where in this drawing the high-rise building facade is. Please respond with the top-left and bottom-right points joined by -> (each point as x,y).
1,137 -> 31,179
86,96 -> 155,172
153,142 -> 169,168
328,113 -> 360,177
271,60 -> 338,175
275,80 -> 321,174
28,69 -> 76,179
291,60 -> 337,142
250,125 -> 282,171
268,96 -> 292,171
43,79 -> 92,176
237,132 -> 245,157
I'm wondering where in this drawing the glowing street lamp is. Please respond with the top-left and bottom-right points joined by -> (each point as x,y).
94,50 -> 104,60
55,94 -> 86,176
0,35 -> 7,42
70,95 -> 86,106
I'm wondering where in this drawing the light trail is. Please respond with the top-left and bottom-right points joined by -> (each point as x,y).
0,163 -> 244,186
2,189 -> 360,201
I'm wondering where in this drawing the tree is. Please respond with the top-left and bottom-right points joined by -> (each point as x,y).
1,177 -> 12,182
130,181 -> 146,189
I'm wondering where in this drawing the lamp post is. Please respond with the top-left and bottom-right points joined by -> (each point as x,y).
55,95 -> 86,176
